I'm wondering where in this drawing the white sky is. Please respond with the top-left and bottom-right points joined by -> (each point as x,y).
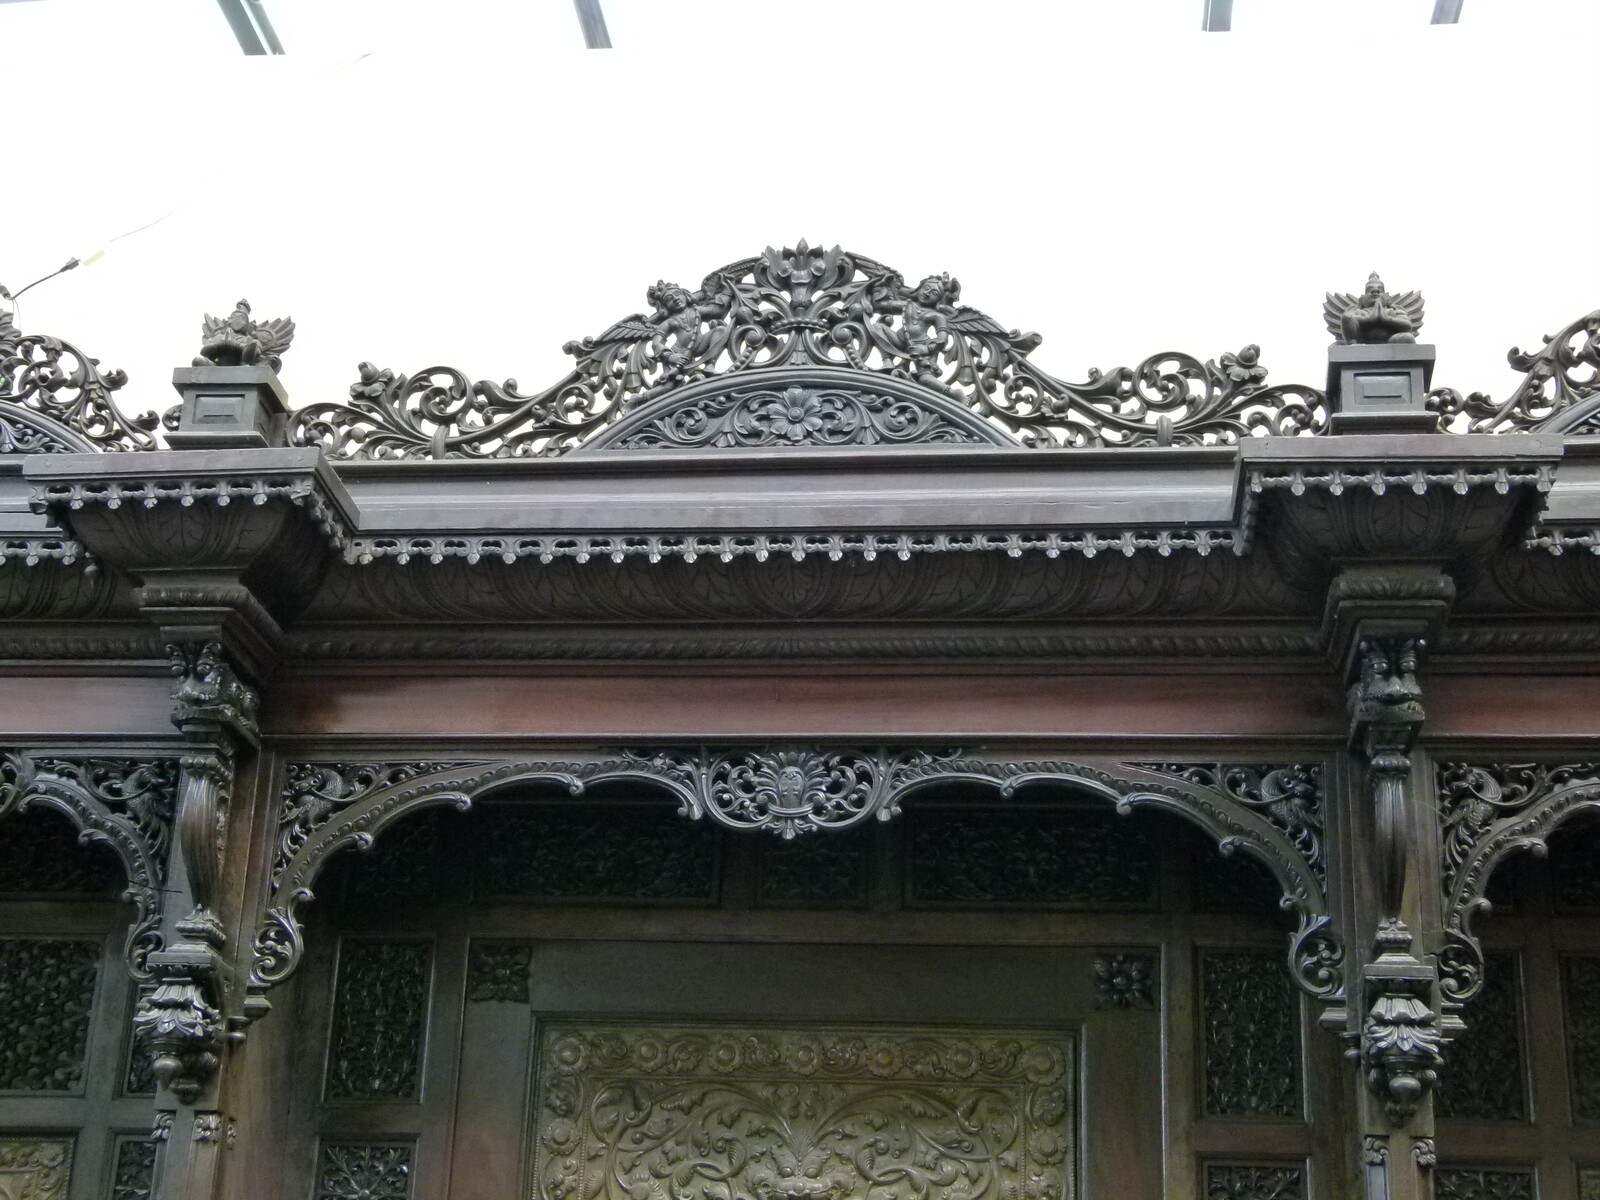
3,0 -> 1596,424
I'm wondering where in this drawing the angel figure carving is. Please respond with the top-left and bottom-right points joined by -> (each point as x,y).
866,271 -> 1042,388
1324,274 -> 1424,345
564,274 -> 738,396
195,300 -> 296,371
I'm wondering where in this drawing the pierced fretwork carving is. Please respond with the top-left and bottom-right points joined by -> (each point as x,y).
316,1143 -> 413,1200
1201,951 -> 1302,1119
285,242 -> 1328,459
1428,307 -> 1600,433
1434,1168 -> 1535,1200
0,308 -> 157,452
247,753 -> 1339,1019
324,940 -> 430,1101
532,1020 -> 1073,1200
1435,952 -> 1525,1121
756,828 -> 869,907
475,804 -> 717,901
111,1137 -> 157,1200
907,806 -> 1156,907
0,937 -> 99,1091
1564,956 -> 1600,1120
1203,1164 -> 1304,1200
1436,761 -> 1600,1005
0,753 -> 177,980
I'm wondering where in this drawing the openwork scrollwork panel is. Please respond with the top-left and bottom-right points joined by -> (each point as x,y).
1436,760 -> 1600,1005
0,752 -> 178,980
285,242 -> 1329,458
248,750 -> 1339,1018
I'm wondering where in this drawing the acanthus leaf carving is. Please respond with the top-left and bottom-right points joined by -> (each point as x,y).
1429,307 -> 1600,433
1358,920 -> 1444,1126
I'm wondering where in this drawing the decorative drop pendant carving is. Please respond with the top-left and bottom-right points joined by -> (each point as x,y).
532,1021 -> 1074,1200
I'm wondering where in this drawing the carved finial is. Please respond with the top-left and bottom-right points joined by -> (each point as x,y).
1324,276 -> 1425,345
195,299 -> 295,372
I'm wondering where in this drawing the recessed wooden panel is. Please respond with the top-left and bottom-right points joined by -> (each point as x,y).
529,1020 -> 1074,1200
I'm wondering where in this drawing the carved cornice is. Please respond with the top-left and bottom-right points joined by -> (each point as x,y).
29,474 -> 352,556
346,525 -> 1244,567
0,751 -> 178,980
285,623 -> 1325,663
285,242 -> 1329,459
0,311 -> 158,452
1248,463 -> 1555,497
245,752 -> 1340,1020
1434,760 -> 1600,1006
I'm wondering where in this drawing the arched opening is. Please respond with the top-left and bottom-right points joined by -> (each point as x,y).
1433,811 -> 1600,1193
0,804 -> 160,1193
257,772 -> 1339,1200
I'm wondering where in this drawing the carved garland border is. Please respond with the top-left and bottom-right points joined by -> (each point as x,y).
0,751 -> 179,980
1436,760 -> 1600,1005
246,751 -> 1339,1016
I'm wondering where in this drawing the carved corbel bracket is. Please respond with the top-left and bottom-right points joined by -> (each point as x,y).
241,751 -> 1342,1025
23,449 -> 358,679
0,751 -> 177,979
133,909 -> 227,1104
1356,919 -> 1444,1126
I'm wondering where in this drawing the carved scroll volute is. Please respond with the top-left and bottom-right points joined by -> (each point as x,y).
1347,636 -> 1426,920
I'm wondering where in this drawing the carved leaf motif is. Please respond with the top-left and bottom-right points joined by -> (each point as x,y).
466,942 -> 531,1004
1434,1169 -> 1535,1200
316,1144 -> 413,1200
532,1021 -> 1074,1200
1429,307 -> 1600,433
1204,1164 -> 1303,1200
111,1137 -> 157,1200
1201,952 -> 1302,1119
324,940 -> 430,1100
0,1137 -> 74,1200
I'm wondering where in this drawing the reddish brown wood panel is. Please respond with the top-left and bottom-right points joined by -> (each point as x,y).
267,670 -> 1345,740
1427,672 -> 1600,738
0,674 -> 175,737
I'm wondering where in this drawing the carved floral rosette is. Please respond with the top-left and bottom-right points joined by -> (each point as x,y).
247,752 -> 1340,1016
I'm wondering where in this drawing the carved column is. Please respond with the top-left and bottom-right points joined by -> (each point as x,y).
135,642 -> 259,1200
1333,597 -> 1449,1200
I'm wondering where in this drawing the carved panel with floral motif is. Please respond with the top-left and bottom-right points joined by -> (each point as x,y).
1200,951 -> 1302,1118
1436,952 -> 1525,1121
1565,956 -> 1600,1119
531,1021 -> 1074,1200
0,938 -> 99,1093
0,1137 -> 73,1200
1434,1168 -> 1535,1200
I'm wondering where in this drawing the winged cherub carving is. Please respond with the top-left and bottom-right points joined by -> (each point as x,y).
1324,274 -> 1424,345
195,300 -> 296,371
564,274 -> 737,396
866,271 -> 1042,388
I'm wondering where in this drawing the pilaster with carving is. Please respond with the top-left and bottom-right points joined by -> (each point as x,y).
129,641 -> 259,1200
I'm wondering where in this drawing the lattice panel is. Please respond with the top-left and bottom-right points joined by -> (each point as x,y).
1437,952 -> 1527,1121
0,938 -> 99,1092
1200,950 -> 1302,1119
324,940 -> 431,1101
907,806 -> 1157,907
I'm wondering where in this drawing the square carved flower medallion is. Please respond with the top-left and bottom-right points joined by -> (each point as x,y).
531,1021 -> 1074,1200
